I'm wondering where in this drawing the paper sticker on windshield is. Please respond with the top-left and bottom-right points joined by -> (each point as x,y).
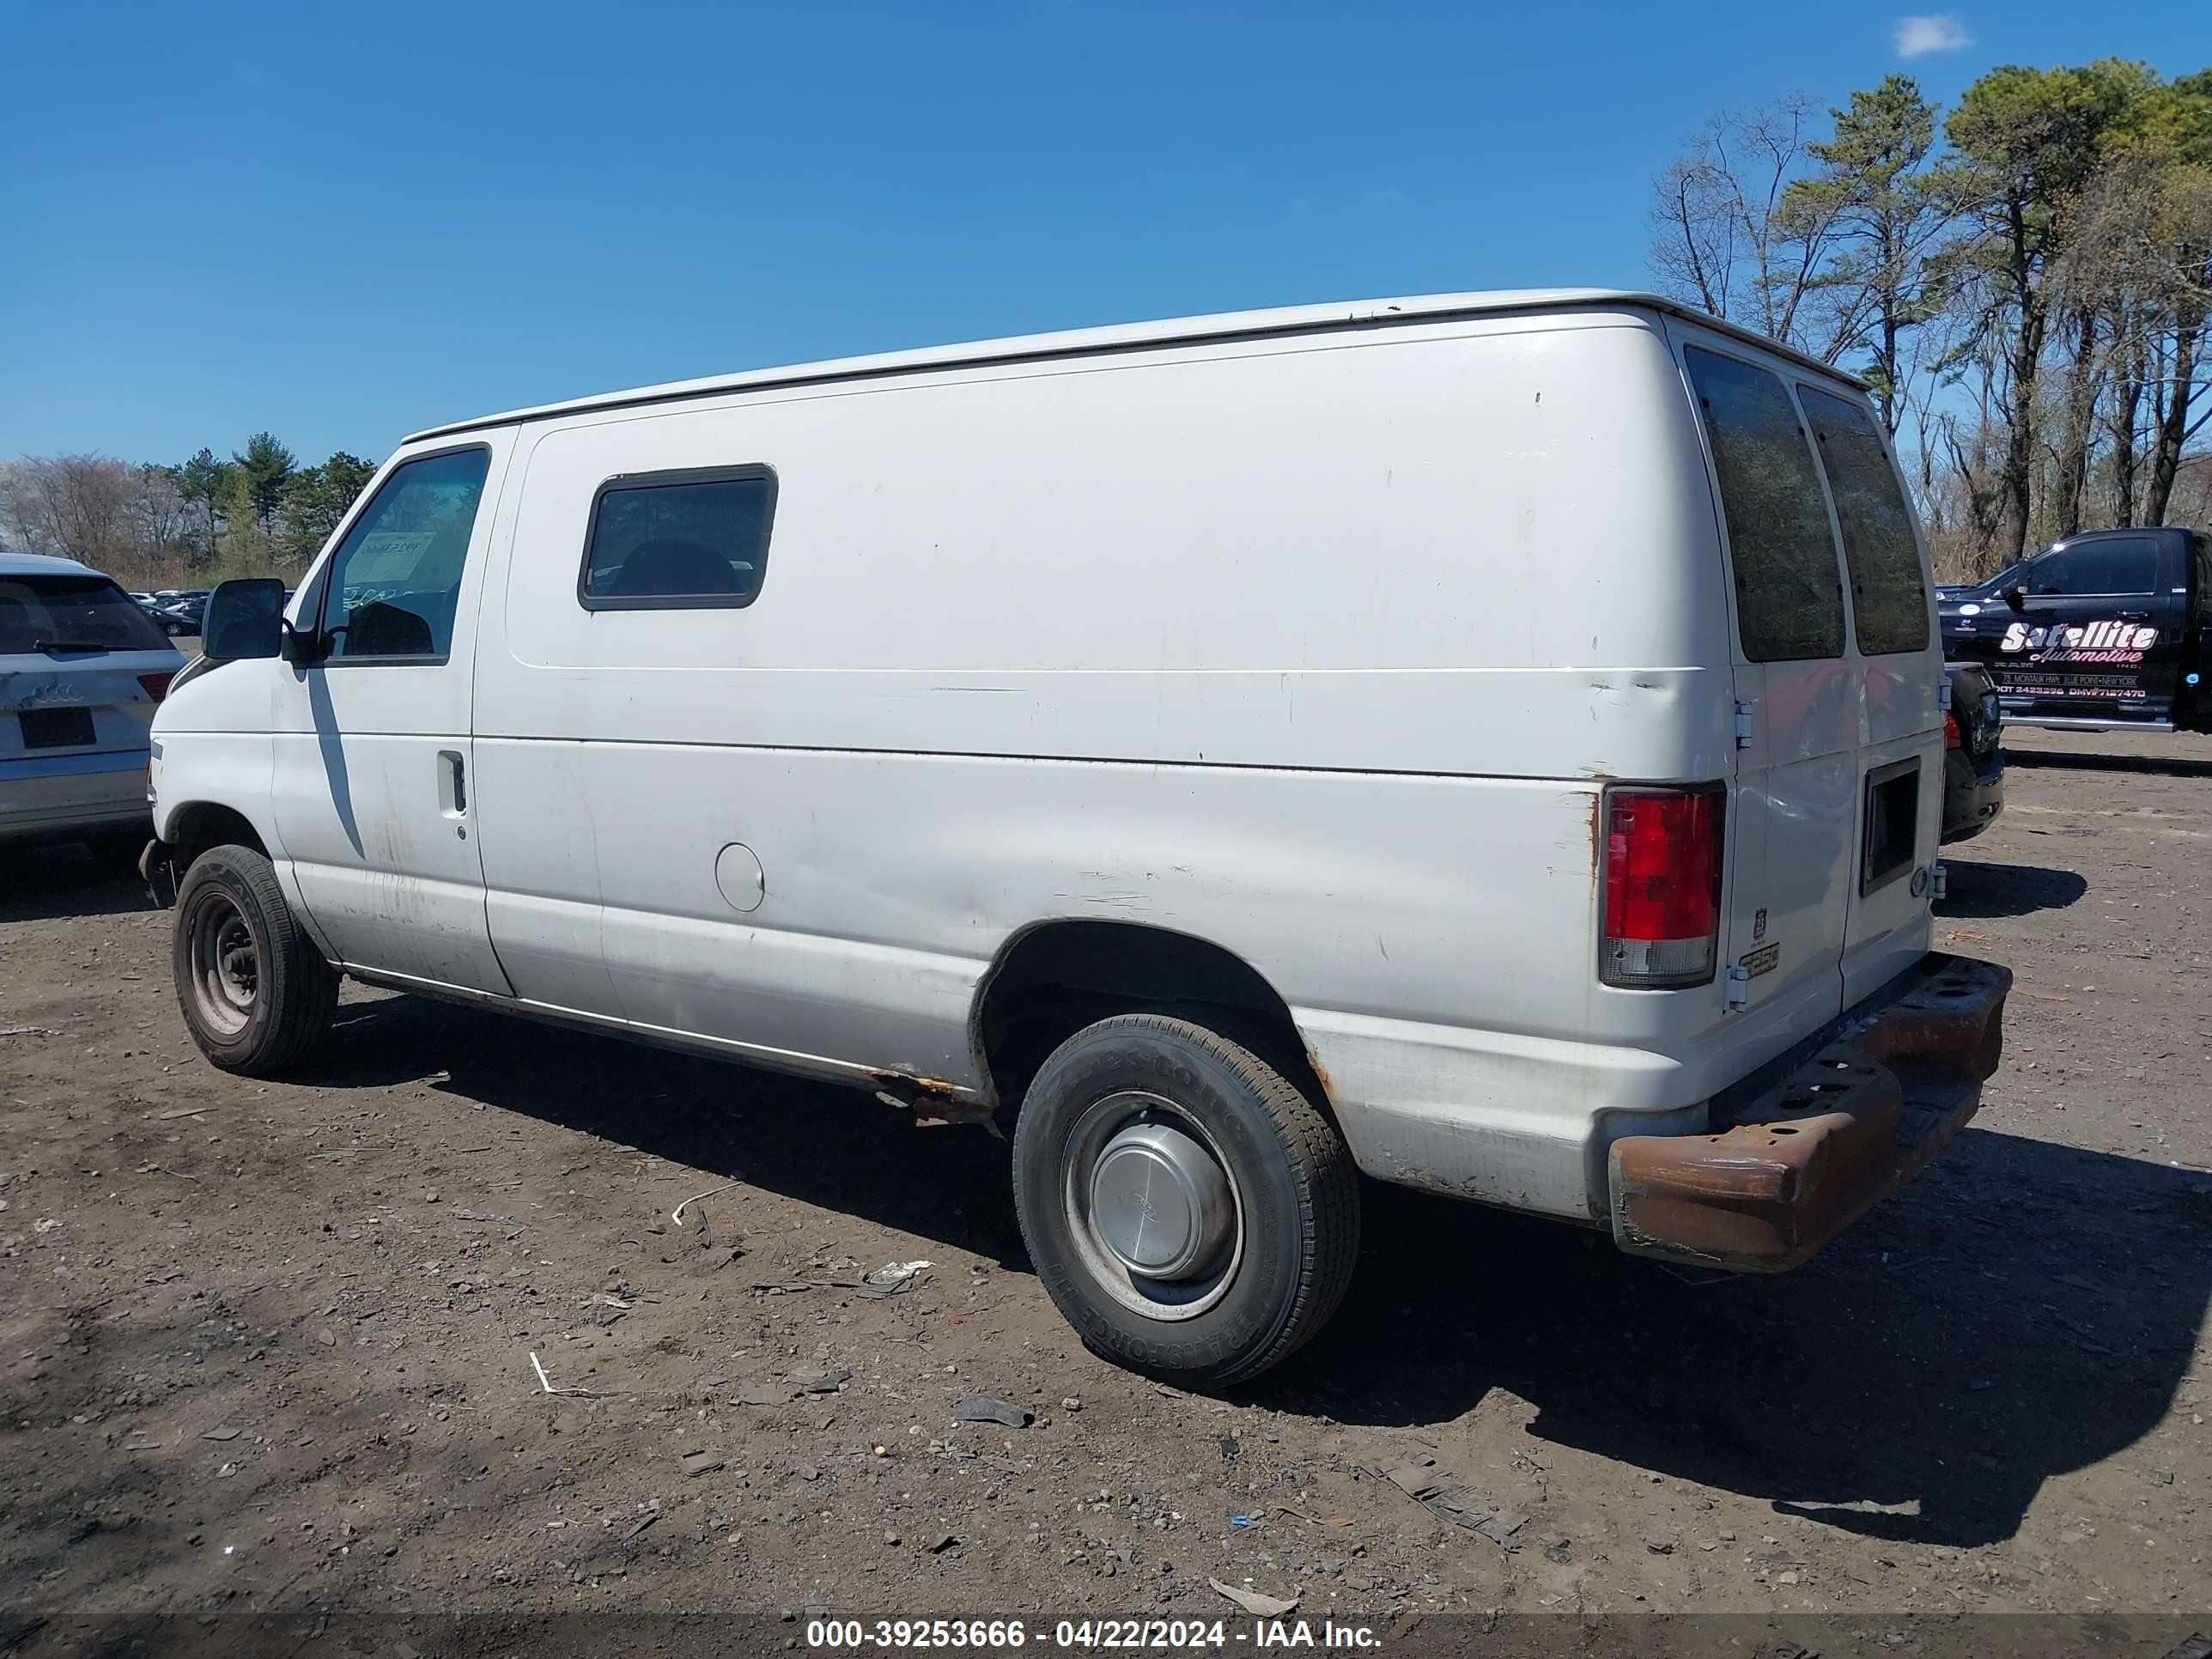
2000,620 -> 2158,664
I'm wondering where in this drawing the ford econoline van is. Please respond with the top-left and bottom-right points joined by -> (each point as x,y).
144,291 -> 2009,1383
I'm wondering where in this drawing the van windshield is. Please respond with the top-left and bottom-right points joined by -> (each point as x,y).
0,574 -> 173,654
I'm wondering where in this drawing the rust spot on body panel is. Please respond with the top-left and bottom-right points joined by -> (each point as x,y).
1303,1048 -> 1335,1106
871,1071 -> 1002,1137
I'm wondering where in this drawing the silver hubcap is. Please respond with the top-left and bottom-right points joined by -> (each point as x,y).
1090,1122 -> 1234,1279
1062,1091 -> 1243,1322
189,896 -> 258,1037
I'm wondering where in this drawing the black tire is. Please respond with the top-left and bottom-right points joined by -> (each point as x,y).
1011,1013 -> 1359,1387
172,842 -> 337,1075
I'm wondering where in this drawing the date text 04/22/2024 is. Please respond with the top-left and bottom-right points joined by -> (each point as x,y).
805,1618 -> 1386,1650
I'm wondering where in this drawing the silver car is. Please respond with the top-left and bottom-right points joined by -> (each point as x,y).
2,551 -> 187,865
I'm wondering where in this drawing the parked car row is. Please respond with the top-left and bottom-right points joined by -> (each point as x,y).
127,589 -> 211,636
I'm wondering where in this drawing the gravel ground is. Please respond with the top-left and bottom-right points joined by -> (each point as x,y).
2,725 -> 2208,1655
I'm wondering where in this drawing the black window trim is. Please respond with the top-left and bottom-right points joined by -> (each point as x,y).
576,463 -> 779,614
1794,379 -> 1933,658
313,441 -> 494,670
1859,755 -> 1922,896
1681,338 -> 1848,665
2019,539 -> 2160,599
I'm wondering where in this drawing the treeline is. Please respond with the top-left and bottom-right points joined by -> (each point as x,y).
1652,60 -> 2211,579
0,435 -> 375,589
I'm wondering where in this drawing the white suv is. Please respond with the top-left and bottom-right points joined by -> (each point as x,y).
2,552 -> 185,866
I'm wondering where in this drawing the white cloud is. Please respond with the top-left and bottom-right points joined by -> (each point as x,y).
1894,13 -> 1971,58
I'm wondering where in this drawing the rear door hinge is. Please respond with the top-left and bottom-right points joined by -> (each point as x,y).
1930,862 -> 1948,901
1734,701 -> 1755,749
1724,963 -> 1752,1011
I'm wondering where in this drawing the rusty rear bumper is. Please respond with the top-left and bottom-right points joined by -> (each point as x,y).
1608,952 -> 2011,1272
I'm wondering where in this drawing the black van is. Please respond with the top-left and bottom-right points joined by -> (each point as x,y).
1942,526 -> 2212,733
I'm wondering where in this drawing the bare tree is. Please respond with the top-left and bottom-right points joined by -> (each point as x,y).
0,456 -> 205,586
2166,451 -> 2212,527
1650,94 -> 1846,353
0,455 -> 142,574
132,465 -> 193,580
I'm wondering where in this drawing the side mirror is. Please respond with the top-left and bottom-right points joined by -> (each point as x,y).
2003,584 -> 2027,614
202,579 -> 285,661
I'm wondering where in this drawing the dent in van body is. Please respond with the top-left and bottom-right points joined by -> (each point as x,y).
1291,1005 -> 1711,1218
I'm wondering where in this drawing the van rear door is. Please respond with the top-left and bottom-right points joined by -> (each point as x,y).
1794,383 -> 1942,1003
1675,335 -> 1855,1040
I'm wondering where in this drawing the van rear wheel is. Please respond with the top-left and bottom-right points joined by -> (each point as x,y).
1011,1014 -> 1359,1386
173,843 -> 338,1075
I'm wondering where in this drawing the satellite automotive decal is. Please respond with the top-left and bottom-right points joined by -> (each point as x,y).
1998,619 -> 2158,664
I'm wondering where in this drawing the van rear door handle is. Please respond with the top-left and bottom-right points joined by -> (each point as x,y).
2115,610 -> 2151,621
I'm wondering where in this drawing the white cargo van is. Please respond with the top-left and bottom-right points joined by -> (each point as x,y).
145,290 -> 2008,1383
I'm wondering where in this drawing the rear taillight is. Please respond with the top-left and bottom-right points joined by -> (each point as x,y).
1943,710 -> 1960,749
1601,785 -> 1724,988
138,672 -> 175,702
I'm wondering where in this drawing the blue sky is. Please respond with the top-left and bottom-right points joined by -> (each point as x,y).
3,0 -> 2203,465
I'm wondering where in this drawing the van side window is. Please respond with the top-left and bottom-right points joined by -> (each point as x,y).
1796,386 -> 1930,655
1683,345 -> 1845,663
2024,538 -> 2157,597
580,466 -> 776,611
321,447 -> 491,661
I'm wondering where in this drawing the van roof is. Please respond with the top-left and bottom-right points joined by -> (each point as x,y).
406,288 -> 1869,443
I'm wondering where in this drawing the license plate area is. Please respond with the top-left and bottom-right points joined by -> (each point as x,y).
1861,757 -> 1918,896
19,707 -> 97,749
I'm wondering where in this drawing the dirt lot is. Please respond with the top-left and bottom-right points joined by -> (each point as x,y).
3,727 -> 2209,1655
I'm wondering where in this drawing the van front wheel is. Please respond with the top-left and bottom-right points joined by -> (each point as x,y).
173,843 -> 338,1075
1011,1014 -> 1359,1386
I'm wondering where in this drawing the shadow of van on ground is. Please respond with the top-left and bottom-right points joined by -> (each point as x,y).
1272,1128 -> 2209,1552
303,991 -> 2209,1556
1935,858 -> 2087,919
0,844 -> 157,922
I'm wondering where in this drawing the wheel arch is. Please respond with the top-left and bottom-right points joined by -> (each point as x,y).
969,918 -> 1332,1121
160,799 -> 270,868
